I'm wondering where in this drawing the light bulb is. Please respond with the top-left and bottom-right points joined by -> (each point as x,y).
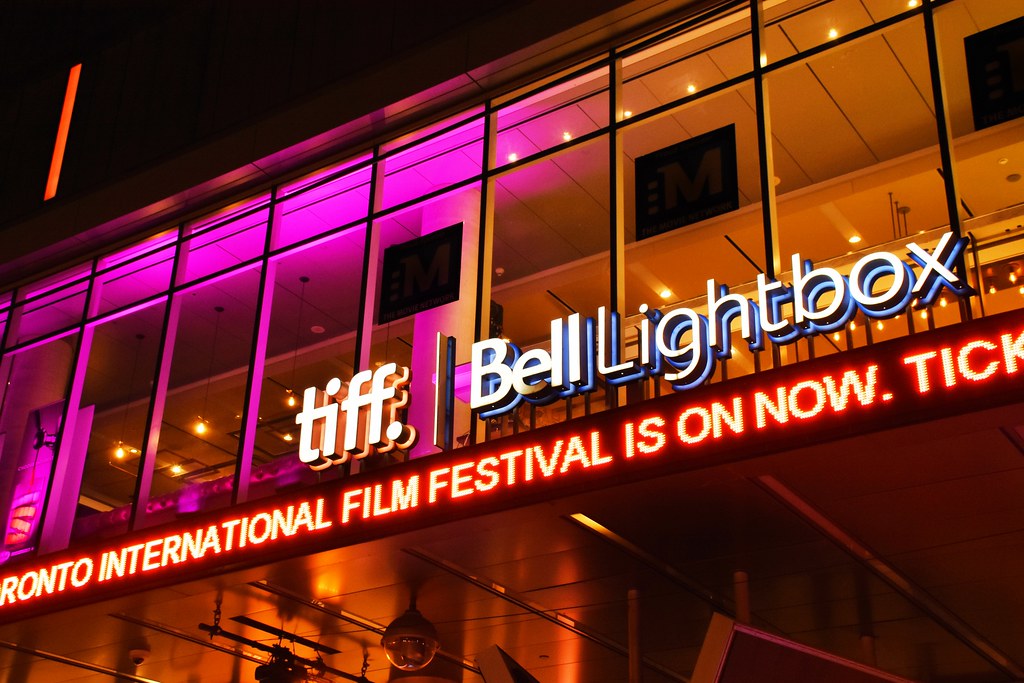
286,393 -> 297,407
170,464 -> 183,475
115,445 -> 126,459
623,110 -> 633,118
686,83 -> 696,94
939,297 -> 947,307
659,288 -> 672,299
194,419 -> 207,435
876,321 -> 884,331
828,27 -> 839,40
848,235 -> 862,244
562,131 -> 572,141
283,433 -> 294,442
507,152 -> 518,162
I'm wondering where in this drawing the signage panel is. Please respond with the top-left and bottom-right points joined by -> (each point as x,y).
965,16 -> 1024,131
378,223 -> 463,323
635,125 -> 739,240
3,308 -> 1024,622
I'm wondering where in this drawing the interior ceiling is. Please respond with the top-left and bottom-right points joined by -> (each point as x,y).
4,402 -> 1024,683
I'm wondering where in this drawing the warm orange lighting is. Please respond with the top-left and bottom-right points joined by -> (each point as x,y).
907,0 -> 919,7
562,131 -> 572,141
849,320 -> 857,331
686,83 -> 696,94
114,445 -> 125,459
286,392 -> 297,408
659,288 -> 673,299
828,27 -> 839,40
44,64 -> 82,200
920,310 -> 928,320
283,433 -> 294,442
939,297 -> 948,307
623,110 -> 633,118
989,285 -> 998,294
194,419 -> 207,435
876,321 -> 884,331
170,464 -> 183,475
848,235 -> 862,244
833,332 -> 841,341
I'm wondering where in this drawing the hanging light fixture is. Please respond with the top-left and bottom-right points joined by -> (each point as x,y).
381,597 -> 440,671
285,276 -> 310,408
114,333 -> 146,459
195,306 -> 224,435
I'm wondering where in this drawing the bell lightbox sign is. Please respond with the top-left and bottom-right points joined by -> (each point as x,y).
3,304 -> 1024,622
471,231 -> 971,418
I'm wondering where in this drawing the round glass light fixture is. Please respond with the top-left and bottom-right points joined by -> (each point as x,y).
381,604 -> 440,671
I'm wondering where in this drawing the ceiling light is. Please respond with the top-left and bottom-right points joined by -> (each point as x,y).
989,285 -> 997,294
507,152 -> 518,163
286,392 -> 297,408
310,325 -> 325,334
920,310 -> 928,320
194,418 -> 207,435
876,320 -> 884,331
659,288 -> 672,299
381,602 -> 439,671
562,131 -> 572,141
832,332 -> 841,341
623,110 -> 633,118
939,297 -> 947,307
115,444 -> 126,459
907,0 -> 919,7
760,53 -> 768,67
282,433 -> 293,442
849,320 -> 857,331
170,464 -> 183,475
998,157 -> 1009,165
828,27 -> 839,39
687,83 -> 696,94
848,235 -> 862,244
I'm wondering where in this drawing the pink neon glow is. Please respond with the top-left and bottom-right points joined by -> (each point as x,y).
44,64 -> 81,201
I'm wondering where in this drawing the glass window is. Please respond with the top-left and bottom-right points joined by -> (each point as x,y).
139,266 -> 261,526
95,231 -> 176,315
370,185 -> 482,455
275,155 -> 372,249
379,113 -> 484,210
495,66 -> 609,169
182,196 -> 270,284
0,334 -> 79,563
7,266 -> 90,348
764,0 -> 918,62
935,0 -> 1024,319
622,81 -> 764,387
490,138 -> 611,434
250,225 -> 367,499
621,7 -> 752,119
72,302 -> 167,543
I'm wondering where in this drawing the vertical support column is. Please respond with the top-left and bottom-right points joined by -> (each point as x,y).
609,53 -> 627,411
750,0 -> 780,280
355,148 -> 386,375
130,227 -> 188,531
473,110 -> 498,447
628,588 -> 642,683
922,0 -> 971,321
733,570 -> 751,625
232,195 -> 279,505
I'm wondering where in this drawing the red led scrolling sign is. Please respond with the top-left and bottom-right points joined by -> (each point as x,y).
4,308 -> 1024,622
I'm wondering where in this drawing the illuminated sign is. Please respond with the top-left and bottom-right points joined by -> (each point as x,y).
378,223 -> 463,323
472,231 -> 971,417
295,362 -> 418,470
2,309 -> 1023,622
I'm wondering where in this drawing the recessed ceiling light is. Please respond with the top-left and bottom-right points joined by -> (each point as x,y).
659,288 -> 673,299
623,110 -> 633,118
686,84 -> 696,94
828,27 -> 839,39
310,325 -> 325,334
562,131 -> 572,141
171,464 -> 183,475
998,157 -> 1009,165
848,235 -> 862,244
907,0 -> 919,7
283,433 -> 294,442
507,152 -> 518,162
1008,173 -> 1021,183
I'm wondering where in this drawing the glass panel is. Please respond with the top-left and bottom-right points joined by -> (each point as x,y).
72,301 -> 166,543
495,67 -> 609,168
142,266 -> 261,526
622,6 -> 752,119
183,196 -> 270,283
379,115 -> 484,209
0,334 -> 79,563
490,138 -> 610,435
935,0 -> 1024,319
95,232 -> 176,315
622,82 -> 763,387
370,185 -> 482,455
275,155 -> 372,249
764,0 -> 919,63
9,267 -> 90,347
250,225 -> 366,500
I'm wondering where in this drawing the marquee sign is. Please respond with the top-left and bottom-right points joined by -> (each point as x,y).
2,305 -> 1023,623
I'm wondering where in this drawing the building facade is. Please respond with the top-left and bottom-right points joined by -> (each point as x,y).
1,0 -> 1023,681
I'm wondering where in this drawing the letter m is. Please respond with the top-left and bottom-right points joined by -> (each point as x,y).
659,147 -> 723,209
401,243 -> 450,298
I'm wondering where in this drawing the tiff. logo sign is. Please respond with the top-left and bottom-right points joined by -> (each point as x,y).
635,124 -> 739,241
295,363 -> 418,470
378,222 -> 463,324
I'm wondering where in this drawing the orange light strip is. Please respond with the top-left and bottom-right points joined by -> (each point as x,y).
43,63 -> 82,201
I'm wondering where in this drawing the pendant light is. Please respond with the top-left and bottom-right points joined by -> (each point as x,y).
285,276 -> 310,408
114,333 -> 145,459
194,305 -> 224,434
